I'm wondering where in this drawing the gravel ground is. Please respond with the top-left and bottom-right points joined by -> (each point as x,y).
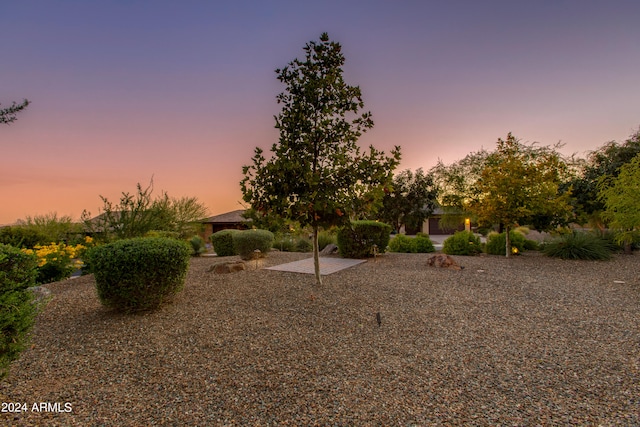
1,251 -> 639,426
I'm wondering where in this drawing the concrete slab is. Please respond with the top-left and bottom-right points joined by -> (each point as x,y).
265,256 -> 366,275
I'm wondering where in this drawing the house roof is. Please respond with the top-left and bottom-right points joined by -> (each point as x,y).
203,209 -> 249,224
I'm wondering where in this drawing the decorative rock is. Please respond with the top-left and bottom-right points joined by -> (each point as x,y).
320,243 -> 338,256
209,261 -> 246,274
426,254 -> 463,270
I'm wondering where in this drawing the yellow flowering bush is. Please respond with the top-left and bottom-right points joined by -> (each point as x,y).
21,237 -> 94,284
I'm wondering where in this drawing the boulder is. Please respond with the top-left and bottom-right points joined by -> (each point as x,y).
426,254 -> 463,270
209,261 -> 246,274
320,243 -> 338,256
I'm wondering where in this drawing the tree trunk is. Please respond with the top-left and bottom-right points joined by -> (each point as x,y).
505,225 -> 511,258
313,225 -> 322,285
624,242 -> 632,255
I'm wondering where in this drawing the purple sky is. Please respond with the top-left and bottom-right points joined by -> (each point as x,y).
2,0 -> 640,225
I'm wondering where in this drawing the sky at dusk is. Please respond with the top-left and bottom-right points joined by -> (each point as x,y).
2,0 -> 640,225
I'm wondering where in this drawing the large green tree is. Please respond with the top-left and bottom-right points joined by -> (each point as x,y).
0,99 -> 30,125
468,133 -> 572,257
566,129 -> 640,227
598,153 -> 640,253
380,168 -> 437,234
241,33 -> 400,284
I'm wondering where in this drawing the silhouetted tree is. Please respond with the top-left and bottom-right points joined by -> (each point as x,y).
0,99 -> 30,125
380,168 -> 437,234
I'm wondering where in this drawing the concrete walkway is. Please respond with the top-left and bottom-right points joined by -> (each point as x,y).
265,257 -> 366,276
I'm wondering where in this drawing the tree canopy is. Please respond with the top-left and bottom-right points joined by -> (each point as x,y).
379,168 -> 437,234
566,129 -> 640,227
429,149 -> 489,230
241,33 -> 400,284
598,153 -> 640,252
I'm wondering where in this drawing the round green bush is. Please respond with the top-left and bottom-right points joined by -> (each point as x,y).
189,235 -> 206,256
210,229 -> 241,257
442,231 -> 482,256
485,231 -> 527,255
233,229 -> 274,260
389,234 -> 415,253
337,221 -> 391,258
414,234 -> 436,253
542,231 -> 612,260
0,244 -> 38,379
90,237 -> 191,312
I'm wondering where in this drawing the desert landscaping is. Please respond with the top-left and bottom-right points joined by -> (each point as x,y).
1,250 -> 638,426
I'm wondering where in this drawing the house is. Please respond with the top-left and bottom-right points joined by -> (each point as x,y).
201,209 -> 250,242
421,207 -> 468,235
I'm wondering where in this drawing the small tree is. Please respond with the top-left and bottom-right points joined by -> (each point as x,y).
468,133 -> 572,257
598,153 -> 640,253
379,168 -> 438,234
0,99 -> 30,125
241,33 -> 400,284
82,180 -> 208,241
429,149 -> 490,230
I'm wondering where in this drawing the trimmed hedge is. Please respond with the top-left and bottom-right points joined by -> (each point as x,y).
389,234 -> 415,253
210,229 -> 241,257
90,237 -> 191,312
442,231 -> 482,256
337,221 -> 391,258
0,244 -> 38,379
233,229 -> 274,260
389,234 -> 436,253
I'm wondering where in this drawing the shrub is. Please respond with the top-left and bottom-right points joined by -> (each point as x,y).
541,231 -> 612,260
317,230 -> 337,251
294,237 -> 313,252
233,229 -> 274,260
414,234 -> 436,253
90,237 -> 191,312
337,221 -> 391,258
0,244 -> 38,379
21,242 -> 86,284
485,231 -> 527,255
0,226 -> 47,248
210,229 -> 241,257
442,231 -> 482,256
389,234 -> 415,253
523,239 -> 539,251
594,229 -> 625,252
145,230 -> 180,240
273,234 -> 296,252
189,235 -> 206,256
